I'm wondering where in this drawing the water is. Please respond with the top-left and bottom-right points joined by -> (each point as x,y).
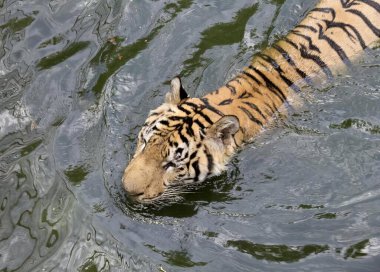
1,0 -> 380,271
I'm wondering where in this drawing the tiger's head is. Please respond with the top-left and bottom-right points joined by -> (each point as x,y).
122,77 -> 240,203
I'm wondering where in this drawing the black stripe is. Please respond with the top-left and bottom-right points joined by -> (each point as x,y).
180,151 -> 188,162
251,66 -> 287,102
299,44 -> 333,79
258,53 -> 282,71
191,161 -> 200,182
182,116 -> 192,125
359,0 -> 380,12
322,20 -> 366,49
296,24 -> 318,33
200,98 -> 225,116
189,151 -> 197,160
185,123 -> 194,137
236,75 -> 255,90
226,83 -> 237,95
242,71 -> 261,85
235,78 -> 244,86
197,110 -> 214,125
272,44 -> 313,85
177,105 -> 192,115
194,118 -> 206,129
283,37 -> 299,49
238,106 -> 263,126
186,101 -> 213,126
168,116 -> 182,121
340,0 -> 360,8
168,140 -> 175,148
179,131 -> 189,145
259,54 -> 302,93
317,23 -> 352,67
143,121 -> 150,127
243,101 -> 267,120
176,147 -> 184,156
347,9 -> 380,37
159,120 -> 169,126
239,73 -> 263,95
264,101 -> 278,114
291,31 -> 321,53
238,90 -> 253,99
157,126 -> 177,133
182,101 -> 199,110
219,99 -> 233,106
204,147 -> 214,173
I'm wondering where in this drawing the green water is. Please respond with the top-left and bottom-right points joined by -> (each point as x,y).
1,0 -> 380,271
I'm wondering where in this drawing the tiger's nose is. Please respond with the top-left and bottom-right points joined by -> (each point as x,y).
122,176 -> 144,197
122,177 -> 159,201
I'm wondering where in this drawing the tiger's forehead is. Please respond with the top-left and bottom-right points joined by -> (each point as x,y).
140,102 -> 205,147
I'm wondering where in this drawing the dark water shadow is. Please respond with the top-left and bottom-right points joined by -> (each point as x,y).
226,240 -> 329,263
330,118 -> 380,134
37,41 -> 91,70
181,4 -> 259,78
145,244 -> 208,268
83,0 -> 193,97
0,14 -> 35,33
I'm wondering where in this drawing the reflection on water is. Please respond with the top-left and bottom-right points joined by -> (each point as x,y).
1,0 -> 380,271
330,118 -> 380,135
85,0 -> 193,96
37,41 -> 91,70
182,3 -> 259,78
145,244 -> 208,268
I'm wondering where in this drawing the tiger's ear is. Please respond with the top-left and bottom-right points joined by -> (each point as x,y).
165,77 -> 188,105
207,115 -> 240,146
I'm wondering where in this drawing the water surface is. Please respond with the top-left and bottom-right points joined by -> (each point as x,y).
1,0 -> 380,271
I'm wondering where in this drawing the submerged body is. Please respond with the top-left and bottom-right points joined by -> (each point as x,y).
123,0 -> 380,202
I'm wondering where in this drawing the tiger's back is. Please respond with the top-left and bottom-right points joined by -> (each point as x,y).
201,0 -> 380,144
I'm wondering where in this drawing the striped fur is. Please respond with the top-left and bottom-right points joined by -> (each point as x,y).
122,0 -> 380,203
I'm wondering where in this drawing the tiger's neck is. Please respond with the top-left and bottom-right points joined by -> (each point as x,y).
199,0 -> 379,145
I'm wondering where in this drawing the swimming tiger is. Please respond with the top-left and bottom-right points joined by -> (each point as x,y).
122,0 -> 380,202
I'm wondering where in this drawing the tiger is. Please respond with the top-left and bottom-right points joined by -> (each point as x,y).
122,0 -> 380,203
